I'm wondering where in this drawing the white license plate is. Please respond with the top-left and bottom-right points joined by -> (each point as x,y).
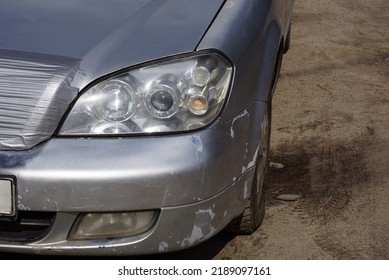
0,179 -> 15,216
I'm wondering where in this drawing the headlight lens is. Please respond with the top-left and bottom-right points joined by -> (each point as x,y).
59,53 -> 232,135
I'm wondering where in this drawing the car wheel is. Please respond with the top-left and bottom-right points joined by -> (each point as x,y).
227,47 -> 282,234
283,24 -> 291,54
228,104 -> 271,234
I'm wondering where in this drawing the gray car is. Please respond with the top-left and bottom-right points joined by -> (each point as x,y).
0,0 -> 294,255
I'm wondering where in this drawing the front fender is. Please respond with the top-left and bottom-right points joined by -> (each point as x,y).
197,0 -> 284,121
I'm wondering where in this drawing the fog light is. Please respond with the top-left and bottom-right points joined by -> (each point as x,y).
69,211 -> 158,240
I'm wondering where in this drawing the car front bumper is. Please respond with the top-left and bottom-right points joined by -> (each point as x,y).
0,101 -> 266,255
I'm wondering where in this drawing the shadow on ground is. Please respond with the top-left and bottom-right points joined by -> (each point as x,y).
0,232 -> 236,260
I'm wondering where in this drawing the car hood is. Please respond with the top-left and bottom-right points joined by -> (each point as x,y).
0,0 -> 224,150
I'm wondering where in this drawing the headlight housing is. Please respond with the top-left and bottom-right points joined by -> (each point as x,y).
60,53 -> 232,135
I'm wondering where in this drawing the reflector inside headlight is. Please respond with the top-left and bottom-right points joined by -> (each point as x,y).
69,211 -> 158,240
60,53 -> 232,135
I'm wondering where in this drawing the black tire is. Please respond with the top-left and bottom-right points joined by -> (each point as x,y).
227,104 -> 271,234
283,24 -> 291,54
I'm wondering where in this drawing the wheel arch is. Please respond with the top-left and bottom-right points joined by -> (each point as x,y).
254,18 -> 284,103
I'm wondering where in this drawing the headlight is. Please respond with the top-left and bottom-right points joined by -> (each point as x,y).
60,53 -> 232,135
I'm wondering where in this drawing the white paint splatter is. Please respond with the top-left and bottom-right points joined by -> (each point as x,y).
181,225 -> 217,247
18,204 -> 31,211
159,242 -> 169,252
230,110 -> 249,138
196,208 -> 216,220
247,146 -> 259,170
230,127 -> 235,138
181,225 -> 204,247
190,135 -> 203,160
243,181 -> 250,199
44,198 -> 59,211
191,135 -> 203,152
242,166 -> 247,173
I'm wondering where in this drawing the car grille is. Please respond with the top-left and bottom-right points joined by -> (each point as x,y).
0,211 -> 55,243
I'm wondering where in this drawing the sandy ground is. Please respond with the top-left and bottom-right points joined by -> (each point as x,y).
164,0 -> 389,260
2,0 -> 388,260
